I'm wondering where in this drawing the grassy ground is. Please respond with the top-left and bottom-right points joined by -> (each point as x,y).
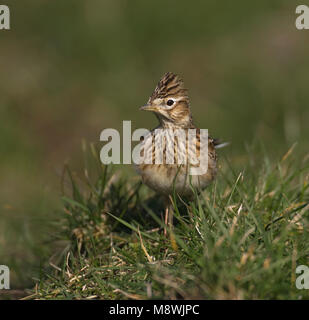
30,143 -> 309,300
1,0 -> 309,299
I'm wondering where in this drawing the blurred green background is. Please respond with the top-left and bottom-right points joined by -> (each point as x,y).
1,0 -> 308,294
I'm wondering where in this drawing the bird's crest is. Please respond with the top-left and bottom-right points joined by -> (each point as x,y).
149,72 -> 188,102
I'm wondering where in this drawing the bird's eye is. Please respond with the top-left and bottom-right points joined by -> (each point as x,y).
167,99 -> 174,106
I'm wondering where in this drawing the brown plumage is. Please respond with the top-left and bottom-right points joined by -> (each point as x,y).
136,72 -> 218,234
149,72 -> 188,101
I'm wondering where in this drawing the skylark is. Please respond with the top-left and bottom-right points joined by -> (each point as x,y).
136,72 -> 220,233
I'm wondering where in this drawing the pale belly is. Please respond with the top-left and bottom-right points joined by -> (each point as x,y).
136,163 -> 216,197
135,128 -> 217,197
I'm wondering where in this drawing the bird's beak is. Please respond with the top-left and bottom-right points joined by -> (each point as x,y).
139,104 -> 158,112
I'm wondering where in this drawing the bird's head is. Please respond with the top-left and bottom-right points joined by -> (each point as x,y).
140,72 -> 192,128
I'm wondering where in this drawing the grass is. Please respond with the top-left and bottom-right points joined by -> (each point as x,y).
30,143 -> 309,300
1,1 -> 309,294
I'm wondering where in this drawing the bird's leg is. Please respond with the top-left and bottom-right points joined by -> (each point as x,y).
168,203 -> 174,231
163,196 -> 174,236
164,205 -> 169,236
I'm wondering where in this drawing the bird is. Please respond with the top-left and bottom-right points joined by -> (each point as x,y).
135,72 -> 219,234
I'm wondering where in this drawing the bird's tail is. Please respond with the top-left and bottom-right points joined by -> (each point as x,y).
213,138 -> 230,149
